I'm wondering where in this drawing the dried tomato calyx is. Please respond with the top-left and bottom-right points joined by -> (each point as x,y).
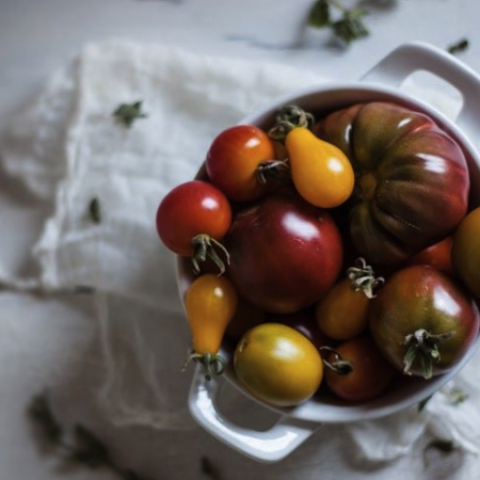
191,234 -> 230,275
255,159 -> 291,185
320,346 -> 354,376
184,351 -> 227,381
268,105 -> 315,143
346,257 -> 385,299
403,329 -> 453,380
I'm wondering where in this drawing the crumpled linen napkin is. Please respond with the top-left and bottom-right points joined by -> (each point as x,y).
1,38 -> 479,459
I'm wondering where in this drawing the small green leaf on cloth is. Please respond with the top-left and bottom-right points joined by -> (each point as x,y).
113,101 -> 148,128
308,0 -> 331,28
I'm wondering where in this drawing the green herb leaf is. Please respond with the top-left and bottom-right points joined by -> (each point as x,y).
417,394 -> 434,412
113,101 -> 148,128
447,38 -> 469,55
201,457 -> 223,480
308,0 -> 331,28
27,394 -> 63,446
67,424 -> 111,468
332,8 -> 369,44
89,197 -> 101,224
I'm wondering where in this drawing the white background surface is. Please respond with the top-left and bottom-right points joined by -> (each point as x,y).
1,0 -> 480,479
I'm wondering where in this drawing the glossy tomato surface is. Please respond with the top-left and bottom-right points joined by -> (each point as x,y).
225,191 -> 343,314
406,236 -> 454,276
316,277 -> 370,341
369,265 -> 479,377
325,336 -> 395,402
452,206 -> 480,298
206,125 -> 276,202
156,180 -> 232,256
316,102 -> 469,266
234,323 -> 323,407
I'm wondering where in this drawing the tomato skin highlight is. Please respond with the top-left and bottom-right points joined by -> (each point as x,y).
285,128 -> 355,209
156,180 -> 232,256
369,265 -> 480,377
452,206 -> 480,298
225,191 -> 343,314
325,336 -> 395,402
185,274 -> 238,355
316,278 -> 370,341
234,323 -> 323,407
206,125 -> 276,202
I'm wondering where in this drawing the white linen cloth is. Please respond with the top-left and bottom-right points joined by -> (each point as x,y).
1,39 -> 479,460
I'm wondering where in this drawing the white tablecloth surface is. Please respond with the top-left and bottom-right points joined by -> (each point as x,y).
2,1 -> 480,479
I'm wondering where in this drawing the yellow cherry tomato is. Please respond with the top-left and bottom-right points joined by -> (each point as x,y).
234,323 -> 323,407
185,274 -> 238,355
285,128 -> 355,208
316,278 -> 370,340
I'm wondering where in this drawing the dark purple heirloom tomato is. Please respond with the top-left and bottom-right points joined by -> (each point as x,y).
315,102 -> 470,266
225,191 -> 343,314
369,265 -> 479,379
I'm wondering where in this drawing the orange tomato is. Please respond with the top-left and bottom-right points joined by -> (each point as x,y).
316,277 -> 370,340
185,274 -> 238,378
285,128 -> 355,208
407,236 -> 454,276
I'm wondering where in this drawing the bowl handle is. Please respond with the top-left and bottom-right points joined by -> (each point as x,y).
188,365 -> 320,463
360,41 -> 480,143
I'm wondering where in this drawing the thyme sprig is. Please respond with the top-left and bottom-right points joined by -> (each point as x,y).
308,0 -> 369,45
447,38 -> 470,55
27,393 -> 154,480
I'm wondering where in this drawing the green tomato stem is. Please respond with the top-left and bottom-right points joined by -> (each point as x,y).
191,234 -> 230,275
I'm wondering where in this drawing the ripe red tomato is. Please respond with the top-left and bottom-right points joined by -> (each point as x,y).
324,336 -> 395,402
206,125 -> 277,202
369,265 -> 479,379
156,180 -> 232,271
225,191 -> 343,314
406,236 -> 454,276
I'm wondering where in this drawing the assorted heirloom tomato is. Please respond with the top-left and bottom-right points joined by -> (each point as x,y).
316,258 -> 383,340
269,105 -> 355,209
234,323 -> 323,407
369,265 -> 480,379
184,274 -> 238,379
156,180 -> 232,273
224,190 -> 343,314
452,206 -> 480,298
315,102 -> 470,266
206,125 -> 280,202
323,336 -> 395,402
155,99 -> 479,408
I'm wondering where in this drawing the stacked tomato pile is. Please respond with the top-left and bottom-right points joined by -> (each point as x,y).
156,102 -> 480,408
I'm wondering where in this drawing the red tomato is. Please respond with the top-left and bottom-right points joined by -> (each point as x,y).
225,191 -> 343,314
407,236 -> 454,276
225,297 -> 266,341
156,180 -> 232,271
206,125 -> 277,202
324,336 -> 395,402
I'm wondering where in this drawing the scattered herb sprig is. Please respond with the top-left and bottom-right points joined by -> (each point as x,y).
27,393 -> 154,480
308,0 -> 369,45
113,101 -> 148,128
447,38 -> 470,55
88,197 -> 102,224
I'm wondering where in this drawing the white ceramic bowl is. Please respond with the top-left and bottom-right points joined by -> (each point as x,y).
177,41 -> 480,463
